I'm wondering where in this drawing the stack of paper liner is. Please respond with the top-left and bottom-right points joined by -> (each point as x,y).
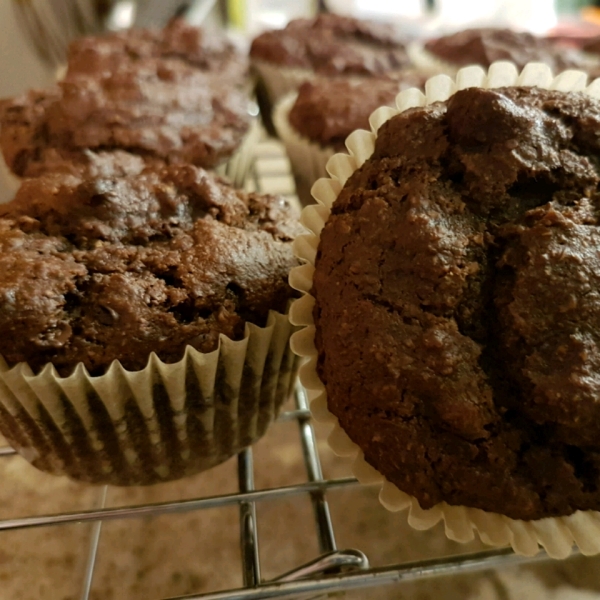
288,61 -> 600,560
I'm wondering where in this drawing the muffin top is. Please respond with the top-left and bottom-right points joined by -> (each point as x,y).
66,19 -> 248,86
250,14 -> 411,76
0,166 -> 300,376
424,27 -> 596,72
288,76 -> 423,149
2,144 -> 151,180
313,85 -> 600,520
0,62 -> 251,178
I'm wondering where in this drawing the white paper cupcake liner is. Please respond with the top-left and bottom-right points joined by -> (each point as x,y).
272,93 -> 336,206
0,156 -> 21,203
288,61 -> 600,560
215,113 -> 262,188
0,310 -> 299,486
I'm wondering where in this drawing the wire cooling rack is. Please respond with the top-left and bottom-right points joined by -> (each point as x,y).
0,138 -> 555,600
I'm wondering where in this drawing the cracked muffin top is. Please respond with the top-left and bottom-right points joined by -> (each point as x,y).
312,85 -> 600,520
250,14 -> 411,77
424,28 -> 598,73
0,69 -> 251,178
66,19 -> 248,86
0,166 -> 301,376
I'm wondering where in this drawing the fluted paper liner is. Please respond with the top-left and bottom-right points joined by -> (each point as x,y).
215,114 -> 262,188
0,155 -> 20,202
273,91 -> 400,206
289,61 -> 600,559
0,310 -> 298,485
273,93 -> 336,206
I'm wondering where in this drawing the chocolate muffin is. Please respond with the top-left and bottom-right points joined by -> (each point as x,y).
275,76 -> 422,205
66,19 -> 248,87
0,60 -> 251,180
415,28 -> 599,75
311,85 -> 600,521
0,165 -> 299,375
0,165 -> 301,485
287,77 -> 421,151
250,13 -> 412,124
251,14 -> 410,78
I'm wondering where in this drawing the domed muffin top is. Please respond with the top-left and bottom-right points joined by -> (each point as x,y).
313,85 -> 600,520
425,27 -> 597,73
0,166 -> 301,376
250,14 -> 411,76
288,76 -> 422,150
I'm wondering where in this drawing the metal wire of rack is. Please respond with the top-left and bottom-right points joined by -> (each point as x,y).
0,385 -> 553,600
0,138 -> 557,600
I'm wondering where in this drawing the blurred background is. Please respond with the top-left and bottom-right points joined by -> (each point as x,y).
4,0 -> 600,100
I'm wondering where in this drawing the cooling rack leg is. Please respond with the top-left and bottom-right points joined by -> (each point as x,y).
294,386 -> 336,555
79,485 -> 108,600
238,449 -> 261,587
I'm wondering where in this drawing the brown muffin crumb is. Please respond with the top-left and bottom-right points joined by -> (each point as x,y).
0,21 -> 252,179
0,63 -> 251,178
66,19 -> 248,86
425,27 -> 598,73
250,14 -> 411,77
288,76 -> 423,150
313,86 -> 600,520
0,166 -> 301,376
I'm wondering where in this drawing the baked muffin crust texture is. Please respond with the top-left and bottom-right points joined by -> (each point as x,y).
424,27 -> 597,73
66,19 -> 248,85
0,166 -> 300,376
0,20 -> 251,179
0,66 -> 251,178
313,86 -> 600,520
250,13 -> 411,77
288,77 -> 422,150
